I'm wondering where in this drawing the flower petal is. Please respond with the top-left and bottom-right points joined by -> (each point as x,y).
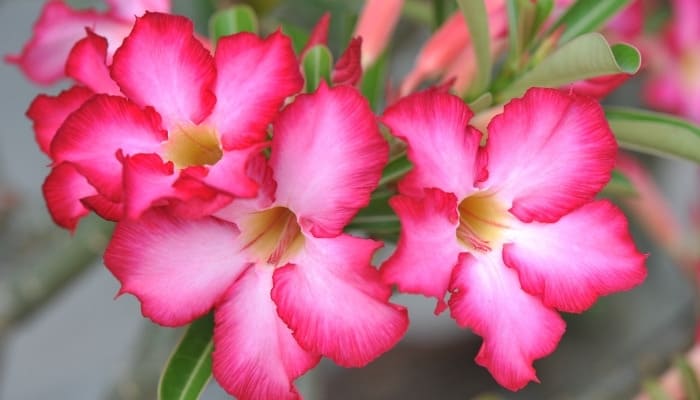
503,200 -> 647,313
196,146 -> 261,198
104,210 -> 249,326
332,37 -> 363,86
272,235 -> 408,367
26,85 -> 94,156
210,31 -> 303,149
381,89 -> 484,199
106,0 -> 170,21
381,189 -> 462,313
449,252 -> 566,391
51,95 -> 165,201
213,266 -> 320,400
482,88 -> 617,223
81,193 -> 123,221
5,1 -> 129,85
271,84 -> 388,237
65,30 -> 121,94
121,153 -> 177,219
42,163 -> 96,231
110,13 -> 216,127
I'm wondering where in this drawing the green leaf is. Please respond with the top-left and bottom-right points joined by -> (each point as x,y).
378,154 -> 412,187
302,45 -> 333,93
281,23 -> 310,54
457,0 -> 492,99
208,5 -> 258,45
468,92 -> 493,113
360,50 -> 389,112
606,107 -> 700,164
545,0 -> 632,44
496,33 -> 640,102
158,314 -> 214,400
532,0 -> 554,37
600,169 -> 637,198
676,356 -> 700,400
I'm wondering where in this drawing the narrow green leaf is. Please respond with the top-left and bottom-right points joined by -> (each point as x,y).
208,5 -> 258,45
676,356 -> 700,400
469,92 -> 493,113
600,169 -> 637,198
545,0 -> 632,44
457,0 -> 492,99
360,51 -> 389,112
606,107 -> 700,164
496,33 -> 640,102
281,23 -> 310,54
379,154 -> 412,187
302,45 -> 333,93
532,0 -> 554,38
158,314 -> 214,400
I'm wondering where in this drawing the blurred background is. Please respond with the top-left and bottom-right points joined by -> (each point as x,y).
0,0 -> 698,399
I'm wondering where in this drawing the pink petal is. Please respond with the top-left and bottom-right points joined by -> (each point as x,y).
209,31 -> 303,150
381,89 -> 484,199
332,37 -> 363,87
213,266 -> 320,400
51,95 -> 166,201
65,30 -> 121,94
353,0 -> 403,68
504,200 -> 647,313
196,146 -> 262,198
272,235 -> 408,367
449,252 -> 566,391
104,210 -> 249,326
566,73 -> 629,100
381,189 -> 462,313
81,193 -> 123,221
6,1 -> 129,85
670,0 -> 700,50
26,85 -> 94,156
42,163 -> 96,231
482,88 -> 617,223
121,153 -> 178,219
110,13 -> 216,127
271,84 -> 388,237
106,0 -> 171,21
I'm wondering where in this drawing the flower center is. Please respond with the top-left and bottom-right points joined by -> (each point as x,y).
239,207 -> 305,266
163,124 -> 223,168
456,193 -> 509,252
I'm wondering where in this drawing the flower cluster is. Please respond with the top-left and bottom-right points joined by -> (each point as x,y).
11,1 -> 648,398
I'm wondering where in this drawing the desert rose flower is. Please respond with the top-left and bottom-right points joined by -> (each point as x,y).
644,0 -> 700,122
7,0 -> 171,85
380,88 -> 647,390
31,13 -> 302,230
353,0 -> 404,69
104,84 -> 409,400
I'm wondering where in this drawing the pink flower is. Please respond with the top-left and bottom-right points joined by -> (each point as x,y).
31,13 -> 302,230
643,0 -> 700,122
380,88 -> 647,390
353,0 -> 404,68
6,0 -> 171,85
103,84 -> 409,400
400,1 -> 508,95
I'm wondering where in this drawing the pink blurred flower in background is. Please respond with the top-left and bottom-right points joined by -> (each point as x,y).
380,88 -> 647,390
353,0 -> 404,69
6,0 -> 171,85
644,0 -> 700,122
104,84 -> 408,400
